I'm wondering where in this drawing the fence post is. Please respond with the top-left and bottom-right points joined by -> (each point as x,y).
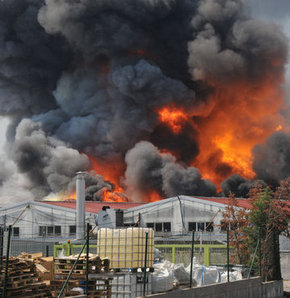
143,232 -> 148,296
86,223 -> 90,295
53,245 -> 58,258
0,226 -> 3,272
2,225 -> 12,298
204,246 -> 210,266
190,231 -> 195,288
259,228 -> 262,278
227,229 -> 230,282
172,246 -> 176,263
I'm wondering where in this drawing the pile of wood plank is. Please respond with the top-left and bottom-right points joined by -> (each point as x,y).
0,256 -> 51,297
53,254 -> 112,297
17,252 -> 54,281
0,252 -> 112,297
50,280 -> 81,297
54,254 -> 110,277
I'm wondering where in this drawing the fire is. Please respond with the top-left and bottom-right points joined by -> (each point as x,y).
193,78 -> 285,186
59,78 -> 286,201
158,106 -> 188,134
43,191 -> 76,201
148,191 -> 163,202
275,124 -> 283,131
154,74 -> 286,190
100,187 -> 128,202
88,156 -> 128,202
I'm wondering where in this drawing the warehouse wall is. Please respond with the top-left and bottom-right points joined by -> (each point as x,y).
147,277 -> 283,298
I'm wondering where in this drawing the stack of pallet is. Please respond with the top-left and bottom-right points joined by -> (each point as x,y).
54,254 -> 110,276
53,254 -> 111,298
50,279 -> 81,297
17,252 -> 54,281
0,257 -> 51,297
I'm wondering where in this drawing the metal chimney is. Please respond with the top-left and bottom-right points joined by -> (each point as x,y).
76,171 -> 86,239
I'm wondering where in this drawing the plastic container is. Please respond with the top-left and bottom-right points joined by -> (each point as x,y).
110,272 -> 152,298
97,228 -> 154,269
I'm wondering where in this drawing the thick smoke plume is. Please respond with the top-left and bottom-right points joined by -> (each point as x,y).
221,174 -> 266,198
125,141 -> 216,201
0,0 -> 289,203
253,132 -> 290,186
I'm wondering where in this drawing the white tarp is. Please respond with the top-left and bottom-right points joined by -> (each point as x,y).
221,270 -> 243,282
152,261 -> 175,293
152,257 -> 243,293
185,257 -> 221,286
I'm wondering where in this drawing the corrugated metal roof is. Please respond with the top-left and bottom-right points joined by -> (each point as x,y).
196,197 -> 252,209
197,197 -> 290,212
40,196 -> 290,214
41,200 -> 145,214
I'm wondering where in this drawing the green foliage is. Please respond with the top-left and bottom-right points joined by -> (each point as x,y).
222,178 -> 290,281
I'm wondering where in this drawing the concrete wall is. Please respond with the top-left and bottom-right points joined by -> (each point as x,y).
281,252 -> 290,279
147,277 -> 283,298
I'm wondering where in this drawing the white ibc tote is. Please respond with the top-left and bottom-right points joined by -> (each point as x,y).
97,227 -> 154,269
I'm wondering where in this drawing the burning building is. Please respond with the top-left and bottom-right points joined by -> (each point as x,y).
0,0 -> 289,203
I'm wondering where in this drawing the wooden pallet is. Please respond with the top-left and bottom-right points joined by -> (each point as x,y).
5,282 -> 51,297
0,257 -> 52,298
52,256 -> 111,297
54,256 -> 110,274
51,276 -> 112,297
6,277 -> 39,289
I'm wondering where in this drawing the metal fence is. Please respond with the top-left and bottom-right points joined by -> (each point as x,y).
8,239 -> 55,257
53,243 -> 232,267
0,226 -> 236,268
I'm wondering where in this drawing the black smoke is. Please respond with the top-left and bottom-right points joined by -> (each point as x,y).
0,0 -> 288,202
221,174 -> 266,198
253,132 -> 290,186
124,141 -> 216,201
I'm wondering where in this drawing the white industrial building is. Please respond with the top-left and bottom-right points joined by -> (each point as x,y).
0,194 -> 288,248
124,196 -> 231,242
0,172 -> 253,242
0,195 -> 246,242
0,194 -> 289,278
0,200 -> 143,240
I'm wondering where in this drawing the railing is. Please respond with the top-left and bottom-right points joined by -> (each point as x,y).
53,243 -> 229,266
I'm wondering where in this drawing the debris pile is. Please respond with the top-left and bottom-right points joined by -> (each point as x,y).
54,253 -> 110,277
53,253 -> 112,297
0,255 -> 51,297
0,252 -> 112,297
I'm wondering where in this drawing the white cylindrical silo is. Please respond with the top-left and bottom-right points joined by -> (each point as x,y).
76,171 -> 86,239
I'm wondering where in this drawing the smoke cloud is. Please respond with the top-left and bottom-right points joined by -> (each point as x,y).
124,141 -> 216,201
12,119 -> 90,198
253,132 -> 290,186
221,174 -> 266,198
0,0 -> 288,202
188,0 -> 287,82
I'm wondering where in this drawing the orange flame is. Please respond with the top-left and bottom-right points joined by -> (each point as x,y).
158,106 -> 188,134
43,191 -> 76,201
275,124 -> 283,131
193,78 -> 285,186
88,156 -> 128,202
154,73 -> 286,190
99,187 -> 128,202
148,191 -> 163,202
